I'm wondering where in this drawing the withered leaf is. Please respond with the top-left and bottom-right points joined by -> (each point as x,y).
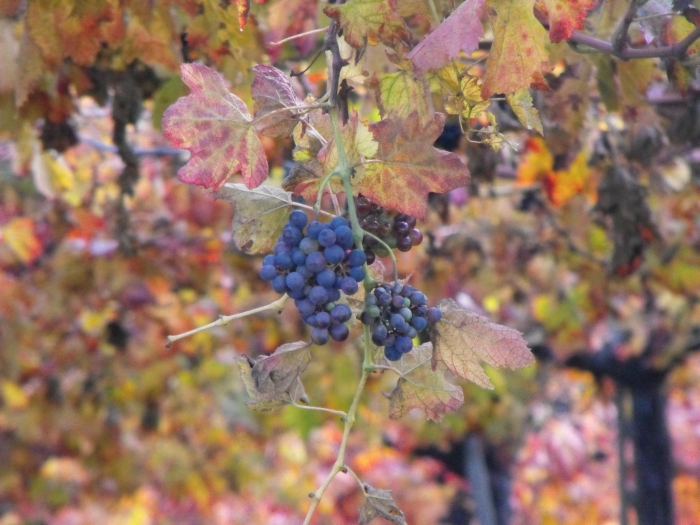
432,299 -> 534,389
251,65 -> 304,138
358,484 -> 407,525
385,342 -> 464,422
217,183 -> 294,254
235,341 -> 311,412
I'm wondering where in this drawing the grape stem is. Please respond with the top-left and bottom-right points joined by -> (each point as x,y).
165,294 -> 289,347
359,230 -> 399,282
302,324 -> 373,524
291,399 -> 347,419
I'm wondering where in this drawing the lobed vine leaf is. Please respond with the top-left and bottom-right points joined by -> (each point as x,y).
216,183 -> 294,254
162,63 -> 268,191
534,0 -> 596,43
251,64 -> 304,138
408,0 -> 485,73
323,0 -> 411,49
506,89 -> 543,135
358,484 -> 407,525
431,299 -> 534,389
372,70 -> 433,126
358,112 -> 470,219
481,0 -> 551,98
384,342 -> 464,422
235,341 -> 311,412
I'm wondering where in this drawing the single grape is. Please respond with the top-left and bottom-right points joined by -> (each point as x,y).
315,312 -> 331,329
406,327 -> 418,339
365,304 -> 380,318
340,277 -> 358,295
385,334 -> 396,347
405,216 -> 417,229
391,295 -> 405,309
378,222 -> 392,237
402,297 -> 411,308
401,285 -> 415,297
274,242 -> 291,255
331,304 -> 352,323
327,287 -> 341,302
276,252 -> 293,270
390,314 -> 406,329
397,236 -> 413,252
307,221 -> 324,240
334,226 -> 354,250
272,275 -> 287,294
259,264 -> 277,281
371,324 -> 388,345
296,299 -> 316,318
325,302 -> 336,311
384,345 -> 402,361
395,336 -> 413,354
391,283 -> 403,295
365,250 -> 376,265
300,238 -> 319,255
305,252 -> 326,273
364,219 -> 379,232
263,254 -> 275,266
282,226 -> 303,246
410,291 -> 427,306
324,244 -> 345,264
309,286 -> 329,305
399,307 -> 412,321
318,229 -> 337,248
291,249 -> 307,267
311,328 -> 330,345
286,272 -> 305,291
306,314 -> 317,327
288,288 -> 306,300
377,292 -> 392,306
329,322 -> 350,341
393,221 -> 410,236
356,196 -> 371,215
427,307 -> 442,324
347,249 -> 366,268
297,265 -> 314,280
409,229 -> 423,246
366,294 -> 378,306
410,316 -> 428,331
289,210 -> 308,229
349,266 -> 365,282
316,268 -> 336,288
415,305 -> 428,317
330,217 -> 349,230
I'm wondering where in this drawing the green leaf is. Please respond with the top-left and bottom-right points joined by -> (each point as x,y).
324,0 -> 411,49
432,299 -> 534,389
506,89 -> 543,135
216,183 -> 294,254
384,342 -> 464,422
372,71 -> 432,125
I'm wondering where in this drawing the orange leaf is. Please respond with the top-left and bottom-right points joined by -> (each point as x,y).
534,0 -> 596,43
1,217 -> 43,264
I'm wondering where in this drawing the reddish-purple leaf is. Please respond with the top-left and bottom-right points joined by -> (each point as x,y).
251,65 -> 304,138
408,0 -> 486,73
162,63 -> 268,190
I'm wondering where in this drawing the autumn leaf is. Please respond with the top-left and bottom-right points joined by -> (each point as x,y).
384,342 -> 464,422
162,63 -> 268,190
324,0 -> 411,49
371,70 -> 432,126
408,0 -> 485,73
235,341 -> 311,412
534,0 -> 596,43
216,183 -> 294,254
251,65 -> 304,138
431,299 -> 534,389
358,112 -> 470,219
234,0 -> 251,29
1,217 -> 43,265
358,484 -> 407,525
481,0 -> 551,98
431,68 -> 491,121
506,89 -> 543,135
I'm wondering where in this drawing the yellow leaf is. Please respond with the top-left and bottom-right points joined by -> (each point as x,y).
507,89 -> 543,135
1,217 -> 42,264
1,381 -> 28,410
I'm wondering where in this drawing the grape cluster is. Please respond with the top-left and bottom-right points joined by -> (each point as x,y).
259,210 -> 366,345
352,195 -> 423,263
359,282 -> 442,361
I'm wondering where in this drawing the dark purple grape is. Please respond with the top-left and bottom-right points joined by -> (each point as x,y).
393,221 -> 410,236
311,328 -> 330,345
260,264 -> 277,281
426,307 -> 442,324
292,249 -> 307,266
410,291 -> 427,306
307,221 -> 324,240
340,277 -> 358,295
276,252 -> 294,269
378,222 -> 392,237
263,254 -> 275,266
390,314 -> 406,329
274,242 -> 291,255
409,229 -> 423,246
330,216 -> 349,230
318,229 -> 337,248
395,336 -> 413,353
289,210 -> 308,229
348,249 -> 366,268
324,244 -> 345,264
329,323 -> 349,341
365,250 -> 376,265
327,287 -> 341,302
315,312 -> 331,329
356,196 -> 371,216
286,272 -> 305,291
364,219 -> 379,232
349,267 -> 365,282
309,286 -> 329,305
296,299 -> 316,318
331,304 -> 352,323
316,268 -> 336,288
384,345 -> 401,361
371,324 -> 387,345
282,226 -> 303,246
410,316 -> 427,331
305,252 -> 326,272
272,275 -> 287,294
405,216 -> 417,229
397,236 -> 413,252
334,226 -> 354,249
391,295 -> 405,309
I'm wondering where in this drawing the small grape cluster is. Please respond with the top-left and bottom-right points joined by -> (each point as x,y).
360,282 -> 442,361
352,195 -> 423,263
259,210 -> 366,345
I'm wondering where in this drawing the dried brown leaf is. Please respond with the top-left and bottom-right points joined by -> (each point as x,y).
359,484 -> 407,525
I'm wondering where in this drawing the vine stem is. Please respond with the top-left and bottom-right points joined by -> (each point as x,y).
165,295 -> 289,347
270,26 -> 329,46
303,324 -> 373,524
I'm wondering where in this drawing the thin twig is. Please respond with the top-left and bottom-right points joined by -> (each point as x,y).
291,399 -> 347,418
611,0 -> 643,55
343,466 -> 367,494
165,295 -> 289,346
270,26 -> 329,46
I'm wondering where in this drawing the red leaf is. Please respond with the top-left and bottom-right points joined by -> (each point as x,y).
162,63 -> 268,190
251,65 -> 304,138
235,0 -> 251,29
358,112 -> 469,219
534,0 -> 596,43
408,0 -> 485,73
